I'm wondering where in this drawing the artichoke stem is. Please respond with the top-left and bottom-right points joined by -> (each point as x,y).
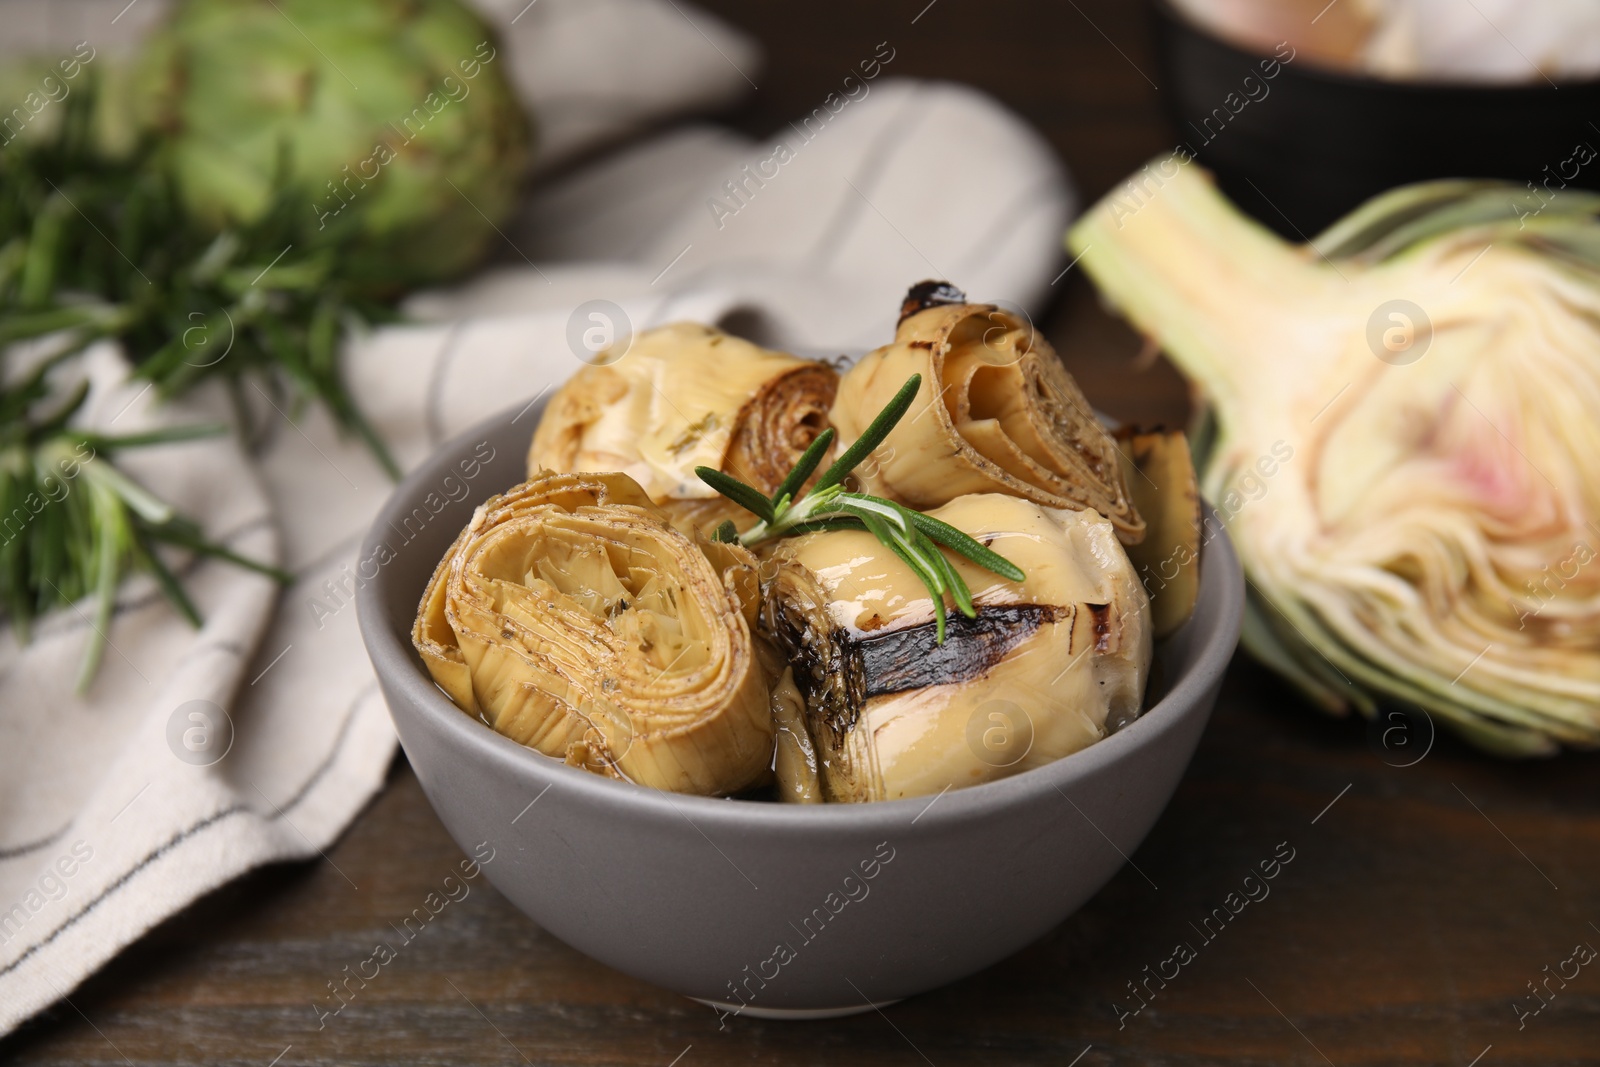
1067,156 -> 1325,425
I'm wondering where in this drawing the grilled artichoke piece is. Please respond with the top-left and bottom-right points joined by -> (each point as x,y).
413,471 -> 775,796
529,323 -> 837,534
1115,428 -> 1202,638
829,288 -> 1145,544
760,493 -> 1150,802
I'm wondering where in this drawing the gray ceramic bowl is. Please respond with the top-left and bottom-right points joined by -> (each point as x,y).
356,396 -> 1244,1018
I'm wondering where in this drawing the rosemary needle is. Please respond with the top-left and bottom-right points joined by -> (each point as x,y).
0,372 -> 288,690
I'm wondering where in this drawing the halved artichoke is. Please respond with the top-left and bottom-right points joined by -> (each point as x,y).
529,323 -> 837,534
413,471 -> 775,795
1070,158 -> 1600,754
760,493 -> 1150,802
829,288 -> 1145,544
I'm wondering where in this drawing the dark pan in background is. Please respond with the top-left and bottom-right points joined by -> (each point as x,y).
1151,0 -> 1600,237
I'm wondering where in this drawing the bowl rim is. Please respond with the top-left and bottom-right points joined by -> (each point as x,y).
1152,0 -> 1600,96
356,397 -> 1246,832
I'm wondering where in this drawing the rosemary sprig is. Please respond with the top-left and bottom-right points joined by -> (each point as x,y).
0,368 -> 290,691
697,373 -> 1025,643
0,83 -> 402,477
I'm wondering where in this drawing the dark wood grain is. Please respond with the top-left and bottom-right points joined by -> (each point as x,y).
5,2 -> 1598,1064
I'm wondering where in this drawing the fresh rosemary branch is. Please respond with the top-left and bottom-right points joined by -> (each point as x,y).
0,86 -> 402,476
0,358 -> 291,691
698,373 -> 1025,643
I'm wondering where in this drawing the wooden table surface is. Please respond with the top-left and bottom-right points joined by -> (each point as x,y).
6,2 -> 1598,1064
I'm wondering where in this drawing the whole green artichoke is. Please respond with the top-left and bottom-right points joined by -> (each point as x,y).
135,0 -> 533,289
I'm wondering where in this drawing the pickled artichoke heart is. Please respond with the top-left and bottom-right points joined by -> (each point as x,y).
413,471 -> 776,795
1116,428 -> 1203,638
830,294 -> 1145,544
134,0 -> 532,289
1070,158 -> 1600,755
768,666 -> 824,804
530,323 -> 837,533
761,493 -> 1150,802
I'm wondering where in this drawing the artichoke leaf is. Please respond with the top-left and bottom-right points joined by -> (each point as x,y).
1115,428 -> 1202,638
769,666 -> 823,804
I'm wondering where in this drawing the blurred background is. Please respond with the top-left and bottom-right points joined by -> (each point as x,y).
681,0 -> 1200,430
3,1 -> 1598,1064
